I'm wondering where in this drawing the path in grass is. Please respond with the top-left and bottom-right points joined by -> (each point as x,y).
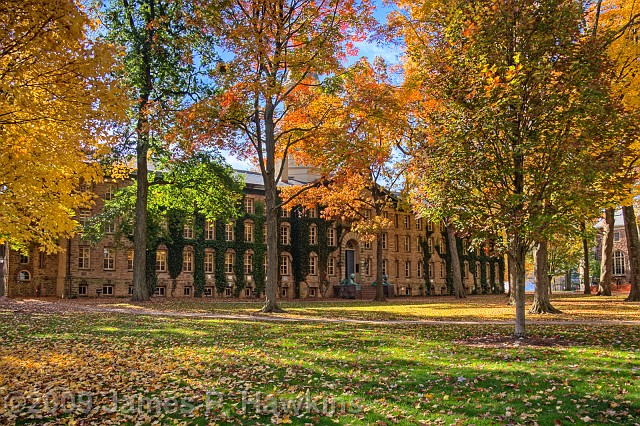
2,295 -> 639,326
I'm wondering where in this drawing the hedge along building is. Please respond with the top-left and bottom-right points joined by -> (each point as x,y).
4,163 -> 505,299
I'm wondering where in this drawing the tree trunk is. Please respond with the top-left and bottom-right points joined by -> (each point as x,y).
622,205 -> 640,301
581,222 -> 591,295
530,240 -> 561,314
130,0 -> 155,303
446,222 -> 465,298
507,255 -> 515,305
374,221 -> 386,301
510,235 -> 527,338
598,207 -> 614,296
0,242 -> 7,297
261,98 -> 284,313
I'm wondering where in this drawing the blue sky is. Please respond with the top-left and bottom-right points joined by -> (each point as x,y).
224,0 -> 401,171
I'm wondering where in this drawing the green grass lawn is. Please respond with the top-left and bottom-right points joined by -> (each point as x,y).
1,305 -> 639,425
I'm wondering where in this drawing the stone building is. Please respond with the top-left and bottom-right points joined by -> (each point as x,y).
4,166 -> 504,299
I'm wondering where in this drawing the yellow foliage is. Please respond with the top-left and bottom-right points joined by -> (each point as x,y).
0,0 -> 126,252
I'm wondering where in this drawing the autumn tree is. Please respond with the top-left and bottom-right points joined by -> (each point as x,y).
181,0 -> 373,312
282,58 -> 407,301
401,0 -> 629,336
104,0 -> 213,301
0,0 -> 123,260
596,0 -> 640,301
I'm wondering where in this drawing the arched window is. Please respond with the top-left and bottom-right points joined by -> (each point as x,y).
18,270 -> 31,281
613,251 -> 626,275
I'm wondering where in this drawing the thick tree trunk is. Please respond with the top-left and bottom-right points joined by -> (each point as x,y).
261,99 -> 284,313
374,229 -> 385,301
530,240 -> 561,314
510,235 -> 527,338
564,269 -> 572,291
581,222 -> 591,294
598,208 -> 614,296
0,242 -> 7,297
622,205 -> 640,301
446,222 -> 465,298
130,1 -> 155,303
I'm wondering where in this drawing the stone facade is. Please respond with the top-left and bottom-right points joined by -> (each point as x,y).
5,172 -> 504,299
594,210 -> 630,284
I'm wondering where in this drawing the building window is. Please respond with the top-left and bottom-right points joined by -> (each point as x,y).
307,207 -> 317,218
38,252 -> 45,268
328,257 -> 335,275
428,238 -> 434,254
105,219 -> 116,234
78,209 -> 91,228
364,209 -> 371,220
382,233 -> 387,250
613,251 -> 626,275
405,287 -> 411,296
440,261 -> 445,278
127,249 -> 134,271
78,247 -> 90,270
19,254 -> 29,264
104,184 -> 116,200
154,286 -> 166,296
128,286 -> 133,296
18,270 -> 30,281
428,221 -> 434,232
309,288 -> 317,297
280,224 -> 290,245
417,261 -> 423,278
205,251 -> 215,273
204,287 -> 213,297
416,218 -> 422,231
183,250 -> 193,273
614,231 -> 621,242
404,235 -> 411,252
405,261 -> 411,278
244,221 -> 254,243
225,251 -> 235,274
225,223 -> 235,241
383,211 -> 388,220
244,252 -> 253,274
309,225 -> 317,245
364,240 -> 371,250
417,237 -> 423,253
205,221 -> 215,240
282,287 -> 288,297
244,197 -> 254,214
184,286 -> 192,296
102,285 -> 114,295
183,222 -> 194,239
263,224 -> 267,241
430,262 -> 435,278
78,284 -> 88,295
394,214 -> 399,228
364,258 -> 371,276
395,235 -> 399,252
382,260 -> 387,276
280,255 -> 290,276
103,248 -> 115,270
309,254 -> 317,275
156,250 -> 167,272
395,260 -> 400,278
404,216 -> 410,229
245,287 -> 252,297
281,208 -> 289,218
327,228 -> 336,246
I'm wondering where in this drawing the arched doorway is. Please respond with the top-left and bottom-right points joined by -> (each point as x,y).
345,240 -> 358,280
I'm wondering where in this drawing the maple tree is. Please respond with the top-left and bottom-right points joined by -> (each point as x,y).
400,0 -> 630,336
104,0 -> 213,301
0,0 -> 123,257
282,58 -> 408,301
179,0 -> 374,312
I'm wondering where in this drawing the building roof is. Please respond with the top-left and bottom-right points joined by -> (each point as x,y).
594,210 -> 625,230
236,170 -> 301,188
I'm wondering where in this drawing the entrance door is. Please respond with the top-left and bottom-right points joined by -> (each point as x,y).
345,250 -> 355,279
